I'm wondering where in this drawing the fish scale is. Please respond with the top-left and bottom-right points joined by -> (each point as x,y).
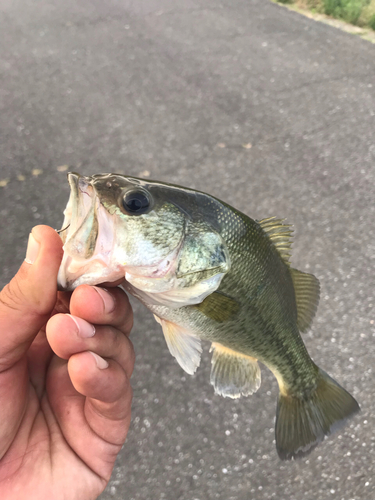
57,172 -> 360,460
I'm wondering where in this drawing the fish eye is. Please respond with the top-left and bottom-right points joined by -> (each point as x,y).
122,189 -> 151,214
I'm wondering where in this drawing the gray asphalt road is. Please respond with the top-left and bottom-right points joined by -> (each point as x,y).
1,1 -> 374,499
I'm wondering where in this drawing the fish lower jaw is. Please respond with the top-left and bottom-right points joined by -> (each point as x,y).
57,254 -> 125,291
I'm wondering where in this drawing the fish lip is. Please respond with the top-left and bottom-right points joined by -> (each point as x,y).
68,171 -> 93,196
67,171 -> 80,193
57,172 -> 119,291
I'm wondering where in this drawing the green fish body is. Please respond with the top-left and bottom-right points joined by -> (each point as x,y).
57,173 -> 359,460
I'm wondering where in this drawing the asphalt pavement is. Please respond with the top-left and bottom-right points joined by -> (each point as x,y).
1,1 -> 374,499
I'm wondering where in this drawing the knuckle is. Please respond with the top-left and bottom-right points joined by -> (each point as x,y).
128,339 -> 135,364
113,300 -> 133,333
0,271 -> 55,318
123,338 -> 135,376
107,328 -> 135,376
123,311 -> 134,334
0,278 -> 27,312
116,328 -> 135,361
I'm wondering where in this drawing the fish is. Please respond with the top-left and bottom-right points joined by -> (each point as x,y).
57,172 -> 360,460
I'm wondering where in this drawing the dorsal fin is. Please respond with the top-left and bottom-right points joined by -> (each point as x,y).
290,268 -> 320,333
258,217 -> 293,265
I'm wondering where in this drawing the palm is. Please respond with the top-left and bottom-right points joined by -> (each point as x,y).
14,328 -> 111,500
6,338 -> 106,500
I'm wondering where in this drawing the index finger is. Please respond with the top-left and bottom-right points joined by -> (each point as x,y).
69,285 -> 133,335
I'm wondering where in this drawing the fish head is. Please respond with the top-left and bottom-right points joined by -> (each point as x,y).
57,173 -> 230,307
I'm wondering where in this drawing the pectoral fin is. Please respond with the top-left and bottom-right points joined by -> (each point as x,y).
193,291 -> 240,322
154,316 -> 202,375
210,343 -> 261,398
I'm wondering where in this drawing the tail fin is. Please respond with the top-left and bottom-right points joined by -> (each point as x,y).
275,368 -> 360,460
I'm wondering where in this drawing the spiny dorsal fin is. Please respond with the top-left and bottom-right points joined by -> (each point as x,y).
290,268 -> 320,333
210,343 -> 261,398
258,217 -> 294,266
193,291 -> 240,323
154,315 -> 202,375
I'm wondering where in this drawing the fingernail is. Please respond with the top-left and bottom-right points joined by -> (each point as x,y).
68,314 -> 96,338
25,232 -> 40,264
89,351 -> 109,370
93,286 -> 115,313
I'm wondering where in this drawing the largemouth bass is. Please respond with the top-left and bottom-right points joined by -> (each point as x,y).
57,172 -> 359,460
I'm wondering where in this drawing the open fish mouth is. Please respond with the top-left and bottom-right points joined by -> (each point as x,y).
57,173 -> 120,291
57,172 -> 187,294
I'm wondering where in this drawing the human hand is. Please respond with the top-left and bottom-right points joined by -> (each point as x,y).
0,226 -> 134,500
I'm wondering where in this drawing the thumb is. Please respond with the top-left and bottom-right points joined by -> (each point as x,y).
0,225 -> 63,369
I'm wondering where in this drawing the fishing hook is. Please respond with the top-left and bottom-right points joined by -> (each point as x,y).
56,224 -> 70,234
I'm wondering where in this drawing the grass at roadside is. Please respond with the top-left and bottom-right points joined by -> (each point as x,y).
277,0 -> 375,30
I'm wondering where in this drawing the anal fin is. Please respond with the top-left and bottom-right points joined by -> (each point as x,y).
210,343 -> 261,399
154,315 -> 202,375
